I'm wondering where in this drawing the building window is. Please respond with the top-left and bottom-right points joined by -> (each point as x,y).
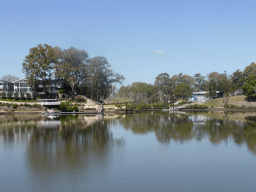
20,83 -> 27,87
20,88 -> 28,93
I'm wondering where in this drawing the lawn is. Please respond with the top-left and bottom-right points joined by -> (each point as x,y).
205,95 -> 246,108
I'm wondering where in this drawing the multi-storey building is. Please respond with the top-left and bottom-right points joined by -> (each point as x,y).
0,78 -> 64,97
13,78 -> 32,94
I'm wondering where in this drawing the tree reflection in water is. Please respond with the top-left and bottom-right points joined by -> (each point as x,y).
0,112 -> 256,178
0,115 -> 119,178
118,112 -> 256,154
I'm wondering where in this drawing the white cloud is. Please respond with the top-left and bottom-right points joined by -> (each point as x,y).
143,50 -> 165,55
153,50 -> 165,55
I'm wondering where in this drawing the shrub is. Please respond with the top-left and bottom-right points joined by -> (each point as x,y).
67,106 -> 79,112
1,92 -> 6,99
14,93 -> 19,100
75,95 -> 86,102
19,103 -> 23,106
59,89 -> 65,94
7,92 -> 13,99
24,103 -> 31,107
60,102 -> 66,111
32,92 -> 36,100
12,104 -> 18,109
185,104 -> 208,109
20,92 -> 25,100
6,103 -> 10,107
26,93 -> 31,100
115,104 -> 122,109
32,104 -> 38,108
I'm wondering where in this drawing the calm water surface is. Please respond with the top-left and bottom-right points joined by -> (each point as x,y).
0,112 -> 256,192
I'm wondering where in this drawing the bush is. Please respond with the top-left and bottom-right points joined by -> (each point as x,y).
59,89 -> 66,94
185,104 -> 208,109
60,102 -> 66,111
75,95 -> 86,102
115,104 -> 122,109
24,103 -> 31,107
32,92 -> 36,100
1,92 -> 6,99
7,92 -> 13,99
6,103 -> 10,107
20,92 -> 25,100
67,106 -> 79,112
26,93 -> 31,100
32,104 -> 38,108
12,104 -> 18,109
14,93 -> 19,100
19,103 -> 23,106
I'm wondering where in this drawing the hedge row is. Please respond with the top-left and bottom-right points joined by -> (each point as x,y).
185,104 -> 208,109
1,92 -> 36,100
0,102 -> 41,108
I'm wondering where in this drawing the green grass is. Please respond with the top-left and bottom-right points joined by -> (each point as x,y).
229,95 -> 246,102
205,95 -> 246,108
0,99 -> 37,102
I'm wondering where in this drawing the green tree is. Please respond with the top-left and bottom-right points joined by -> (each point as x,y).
54,47 -> 89,98
22,44 -> 60,96
207,72 -> 220,81
87,56 -> 124,101
217,72 -> 234,96
193,73 -> 206,91
243,62 -> 256,78
154,73 -> 173,102
231,69 -> 245,90
174,83 -> 192,101
243,75 -> 256,100
208,80 -> 217,99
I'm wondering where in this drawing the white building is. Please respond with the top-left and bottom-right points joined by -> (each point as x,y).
13,78 -> 32,94
1,78 -> 64,98
189,91 -> 220,102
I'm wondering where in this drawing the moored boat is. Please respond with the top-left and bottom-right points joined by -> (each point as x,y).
41,109 -> 60,116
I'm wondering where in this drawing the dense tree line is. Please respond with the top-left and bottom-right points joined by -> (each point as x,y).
118,62 -> 256,102
22,44 -> 124,100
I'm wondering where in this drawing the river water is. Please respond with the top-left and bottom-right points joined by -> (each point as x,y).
0,112 -> 256,192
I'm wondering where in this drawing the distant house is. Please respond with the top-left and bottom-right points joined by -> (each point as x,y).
189,91 -> 220,102
0,78 -> 65,99
13,78 -> 32,94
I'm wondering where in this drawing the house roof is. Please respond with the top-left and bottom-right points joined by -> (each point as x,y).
193,91 -> 220,95
13,78 -> 27,83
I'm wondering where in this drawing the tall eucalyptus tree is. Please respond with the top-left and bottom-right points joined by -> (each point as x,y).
87,56 -> 124,101
22,44 -> 60,96
54,47 -> 89,97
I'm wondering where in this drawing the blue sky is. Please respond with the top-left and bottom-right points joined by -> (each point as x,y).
1,0 -> 256,86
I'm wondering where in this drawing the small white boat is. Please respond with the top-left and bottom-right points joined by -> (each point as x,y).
42,109 -> 60,116
47,115 -> 59,119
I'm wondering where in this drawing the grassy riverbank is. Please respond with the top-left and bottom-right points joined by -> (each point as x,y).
205,95 -> 246,108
